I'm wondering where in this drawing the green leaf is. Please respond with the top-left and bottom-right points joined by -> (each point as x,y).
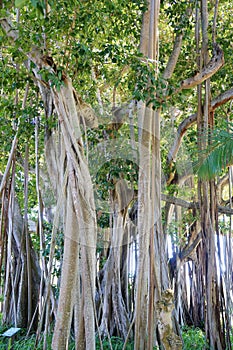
194,124 -> 233,179
15,0 -> 28,8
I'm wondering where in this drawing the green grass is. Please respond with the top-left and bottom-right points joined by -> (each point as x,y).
96,336 -> 134,349
0,326 -> 211,349
0,331 -> 133,350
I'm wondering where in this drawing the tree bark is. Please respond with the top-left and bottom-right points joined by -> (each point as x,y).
134,1 -> 182,349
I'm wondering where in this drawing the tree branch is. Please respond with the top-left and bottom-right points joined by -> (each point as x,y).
161,193 -> 233,215
0,134 -> 18,197
161,194 -> 196,209
0,18 -> 18,41
163,33 -> 183,80
0,18 -> 55,71
175,43 -> 224,93
211,87 -> 233,111
179,232 -> 202,261
167,113 -> 197,164
166,87 -> 233,168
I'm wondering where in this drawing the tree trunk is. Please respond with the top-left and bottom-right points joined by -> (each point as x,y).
45,79 -> 97,350
98,179 -> 133,340
196,1 -> 225,348
134,1 -> 182,349
1,175 -> 41,329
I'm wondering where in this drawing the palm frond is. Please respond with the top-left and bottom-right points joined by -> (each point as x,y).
194,124 -> 233,179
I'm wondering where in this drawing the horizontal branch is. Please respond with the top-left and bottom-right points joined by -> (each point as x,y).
176,43 -> 224,93
161,194 -> 196,209
161,193 -> 233,215
211,87 -> 233,111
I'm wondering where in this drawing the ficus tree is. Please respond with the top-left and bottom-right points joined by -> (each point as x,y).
1,0 -> 233,350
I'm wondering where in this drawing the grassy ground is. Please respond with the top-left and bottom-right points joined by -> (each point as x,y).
0,326 -> 209,349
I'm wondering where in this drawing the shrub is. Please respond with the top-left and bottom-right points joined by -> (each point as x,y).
182,326 -> 209,350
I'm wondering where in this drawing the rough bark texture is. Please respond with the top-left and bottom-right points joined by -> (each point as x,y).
0,176 -> 41,329
134,1 -> 182,349
49,80 -> 97,350
197,1 -> 225,348
179,43 -> 224,90
98,179 -> 133,340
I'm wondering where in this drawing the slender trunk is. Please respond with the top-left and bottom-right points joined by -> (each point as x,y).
52,186 -> 80,349
24,144 -> 32,326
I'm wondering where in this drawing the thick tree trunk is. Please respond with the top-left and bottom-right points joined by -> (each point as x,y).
0,27 -> 97,347
47,80 -> 97,349
134,1 -> 182,349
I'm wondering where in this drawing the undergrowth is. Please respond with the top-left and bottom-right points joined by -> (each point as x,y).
0,325 -> 212,349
